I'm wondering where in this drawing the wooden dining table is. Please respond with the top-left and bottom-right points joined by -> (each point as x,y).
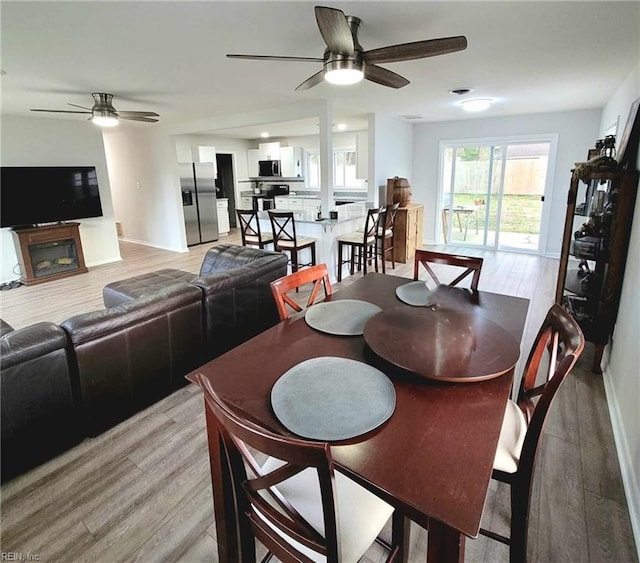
188,272 -> 530,563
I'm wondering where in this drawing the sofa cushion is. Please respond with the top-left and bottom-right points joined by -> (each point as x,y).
102,268 -> 195,308
62,282 -> 205,436
1,322 -> 83,481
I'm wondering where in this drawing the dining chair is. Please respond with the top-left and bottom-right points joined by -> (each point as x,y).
479,303 -> 585,562
197,374 -> 408,563
374,203 -> 399,274
413,249 -> 484,291
268,210 -> 316,273
270,263 -> 332,321
336,208 -> 379,282
236,209 -> 274,249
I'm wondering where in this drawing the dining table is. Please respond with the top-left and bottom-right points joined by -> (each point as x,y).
187,272 -> 530,563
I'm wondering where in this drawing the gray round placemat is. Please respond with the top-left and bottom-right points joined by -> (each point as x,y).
304,299 -> 382,336
396,281 -> 434,307
271,356 -> 396,441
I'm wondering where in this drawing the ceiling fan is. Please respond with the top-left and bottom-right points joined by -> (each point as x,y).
227,5 -> 467,91
30,93 -> 159,126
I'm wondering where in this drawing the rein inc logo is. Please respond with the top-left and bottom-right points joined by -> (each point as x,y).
1,554 -> 39,561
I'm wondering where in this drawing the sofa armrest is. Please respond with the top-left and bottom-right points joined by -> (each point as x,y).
61,282 -> 205,436
193,250 -> 287,359
1,322 -> 83,481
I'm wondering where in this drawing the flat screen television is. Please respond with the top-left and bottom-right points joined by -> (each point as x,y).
1,166 -> 104,228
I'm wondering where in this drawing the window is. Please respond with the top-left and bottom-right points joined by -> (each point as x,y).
307,149 -> 365,189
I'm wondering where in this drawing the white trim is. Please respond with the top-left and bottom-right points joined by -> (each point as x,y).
120,237 -> 188,253
437,134 -> 559,255
601,346 -> 640,562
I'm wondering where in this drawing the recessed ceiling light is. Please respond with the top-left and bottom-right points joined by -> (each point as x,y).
449,87 -> 473,96
336,123 -> 347,131
461,99 -> 493,112
260,132 -> 270,138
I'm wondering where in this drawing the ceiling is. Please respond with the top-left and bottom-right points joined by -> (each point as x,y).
2,1 -> 639,139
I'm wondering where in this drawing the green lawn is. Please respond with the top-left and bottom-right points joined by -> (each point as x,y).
452,194 -> 542,234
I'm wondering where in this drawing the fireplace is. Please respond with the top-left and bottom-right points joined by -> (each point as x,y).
11,223 -> 88,285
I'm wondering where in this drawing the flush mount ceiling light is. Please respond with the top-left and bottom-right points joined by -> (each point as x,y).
260,132 -> 270,138
336,123 -> 347,131
461,98 -> 493,112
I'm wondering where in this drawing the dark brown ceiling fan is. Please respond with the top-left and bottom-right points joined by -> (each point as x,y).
30,93 -> 159,125
227,5 -> 467,91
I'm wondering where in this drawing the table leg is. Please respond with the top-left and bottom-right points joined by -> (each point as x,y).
205,406 -> 241,563
426,519 -> 465,563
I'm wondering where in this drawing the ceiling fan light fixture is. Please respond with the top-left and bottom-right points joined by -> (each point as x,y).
461,98 -> 493,113
323,57 -> 364,86
92,110 -> 119,127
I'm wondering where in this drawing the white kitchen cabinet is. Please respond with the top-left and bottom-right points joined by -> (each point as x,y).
280,146 -> 305,178
239,195 -> 254,210
195,146 -> 217,177
259,142 -> 280,161
217,198 -> 230,235
247,149 -> 260,178
356,131 -> 368,180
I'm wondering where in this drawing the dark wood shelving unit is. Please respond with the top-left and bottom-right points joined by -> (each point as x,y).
11,223 -> 88,285
555,166 -> 638,371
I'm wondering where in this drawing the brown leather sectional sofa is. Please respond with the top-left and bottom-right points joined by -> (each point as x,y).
1,245 -> 287,481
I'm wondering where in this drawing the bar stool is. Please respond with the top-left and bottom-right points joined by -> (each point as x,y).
268,210 -> 316,273
374,203 -> 399,274
236,209 -> 274,249
336,208 -> 379,282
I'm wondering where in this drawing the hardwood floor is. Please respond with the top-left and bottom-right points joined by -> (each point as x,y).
1,232 -> 637,562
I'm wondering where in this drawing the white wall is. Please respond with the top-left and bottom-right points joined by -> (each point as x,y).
0,115 -> 120,282
173,133 -> 253,180
371,115 -> 413,206
102,125 -> 186,251
599,62 -> 640,555
412,109 -> 601,254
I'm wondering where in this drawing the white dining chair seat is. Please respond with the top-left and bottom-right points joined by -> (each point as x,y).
336,232 -> 375,245
277,237 -> 316,249
493,399 -> 527,474
245,233 -> 274,244
259,456 -> 394,563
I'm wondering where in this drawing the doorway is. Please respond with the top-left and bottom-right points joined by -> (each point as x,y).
216,153 -> 237,227
439,136 -> 557,253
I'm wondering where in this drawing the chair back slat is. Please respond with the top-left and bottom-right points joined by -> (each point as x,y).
270,264 -> 332,321
197,374 -> 340,561
237,209 -> 270,248
269,211 -> 297,244
414,249 -> 483,291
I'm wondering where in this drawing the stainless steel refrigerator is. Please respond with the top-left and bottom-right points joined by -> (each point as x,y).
180,162 -> 219,246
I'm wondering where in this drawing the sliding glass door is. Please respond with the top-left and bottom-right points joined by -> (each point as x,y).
440,136 -> 555,253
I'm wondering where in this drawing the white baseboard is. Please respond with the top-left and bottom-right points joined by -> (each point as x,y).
601,346 -> 640,562
120,237 -> 188,253
85,256 -> 122,268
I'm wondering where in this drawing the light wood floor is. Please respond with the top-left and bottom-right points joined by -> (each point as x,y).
1,232 -> 637,562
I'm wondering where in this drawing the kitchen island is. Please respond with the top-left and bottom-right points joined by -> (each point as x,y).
258,202 -> 367,282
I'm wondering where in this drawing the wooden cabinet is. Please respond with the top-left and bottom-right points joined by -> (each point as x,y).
555,167 -> 638,371
11,223 -> 88,285
393,203 -> 424,263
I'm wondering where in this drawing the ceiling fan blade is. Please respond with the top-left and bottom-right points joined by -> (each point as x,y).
364,36 -> 468,64
118,111 -> 160,117
67,102 -> 92,110
227,54 -> 323,63
295,70 -> 325,91
119,115 -> 159,123
315,6 -> 354,55
364,64 -> 410,89
30,109 -> 92,114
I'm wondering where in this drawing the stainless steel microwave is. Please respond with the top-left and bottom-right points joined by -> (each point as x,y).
258,160 -> 281,177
